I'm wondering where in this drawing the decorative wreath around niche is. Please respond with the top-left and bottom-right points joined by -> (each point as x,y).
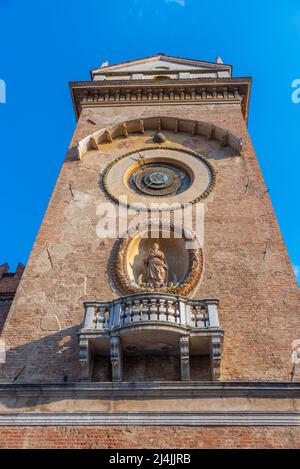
111,222 -> 203,297
102,145 -> 216,209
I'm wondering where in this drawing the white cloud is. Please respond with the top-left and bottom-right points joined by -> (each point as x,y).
165,0 -> 186,6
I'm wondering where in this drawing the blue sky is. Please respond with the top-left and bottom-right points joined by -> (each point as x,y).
0,0 -> 299,284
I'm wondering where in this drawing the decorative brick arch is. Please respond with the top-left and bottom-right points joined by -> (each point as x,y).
76,115 -> 243,159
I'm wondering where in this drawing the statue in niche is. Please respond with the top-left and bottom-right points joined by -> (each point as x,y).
143,243 -> 168,288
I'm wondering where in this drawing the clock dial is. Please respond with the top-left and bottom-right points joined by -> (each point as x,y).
129,162 -> 191,196
103,146 -> 215,209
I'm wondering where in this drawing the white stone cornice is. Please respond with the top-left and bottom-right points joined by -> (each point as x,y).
1,381 -> 300,398
70,77 -> 251,121
0,411 -> 299,427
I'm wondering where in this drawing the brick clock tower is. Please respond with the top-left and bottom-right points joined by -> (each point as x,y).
0,54 -> 300,448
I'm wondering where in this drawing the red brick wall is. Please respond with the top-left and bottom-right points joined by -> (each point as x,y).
0,104 -> 299,383
0,426 -> 299,449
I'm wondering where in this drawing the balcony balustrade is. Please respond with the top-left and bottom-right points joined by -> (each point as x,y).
78,293 -> 223,382
82,293 -> 220,331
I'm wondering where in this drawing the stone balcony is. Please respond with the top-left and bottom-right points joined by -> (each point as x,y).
78,293 -> 223,382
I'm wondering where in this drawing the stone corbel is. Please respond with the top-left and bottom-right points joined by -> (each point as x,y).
110,336 -> 123,382
122,123 -> 129,138
180,336 -> 190,381
104,129 -> 113,143
79,338 -> 92,381
210,335 -> 222,381
139,119 -> 145,134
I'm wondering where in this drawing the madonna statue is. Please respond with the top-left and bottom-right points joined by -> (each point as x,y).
144,243 -> 168,288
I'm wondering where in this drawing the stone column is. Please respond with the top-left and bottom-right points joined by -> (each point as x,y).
210,335 -> 222,381
110,336 -> 123,382
180,336 -> 190,381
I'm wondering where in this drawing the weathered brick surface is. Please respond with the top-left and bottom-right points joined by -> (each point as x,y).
1,103 -> 299,384
0,426 -> 299,449
0,76 -> 300,447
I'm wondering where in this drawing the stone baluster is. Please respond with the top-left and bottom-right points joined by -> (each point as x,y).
124,300 -> 132,323
149,298 -> 158,320
158,298 -> 167,321
132,299 -> 141,322
193,305 -> 200,327
97,306 -> 106,330
190,305 -> 197,327
141,299 -> 149,321
203,305 -> 209,327
204,304 -> 210,327
120,303 -> 126,325
166,300 -> 176,323
196,305 -> 205,328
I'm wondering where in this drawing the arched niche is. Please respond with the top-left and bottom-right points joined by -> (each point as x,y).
77,116 -> 243,159
111,222 -> 203,297
126,234 -> 190,287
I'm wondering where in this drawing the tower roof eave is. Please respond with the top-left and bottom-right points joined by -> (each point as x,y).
69,76 -> 252,123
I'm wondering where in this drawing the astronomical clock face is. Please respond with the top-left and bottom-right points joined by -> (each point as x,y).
128,161 -> 191,197
103,146 -> 215,209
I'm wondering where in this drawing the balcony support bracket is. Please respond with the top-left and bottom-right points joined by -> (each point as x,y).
110,336 -> 123,382
180,336 -> 190,381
